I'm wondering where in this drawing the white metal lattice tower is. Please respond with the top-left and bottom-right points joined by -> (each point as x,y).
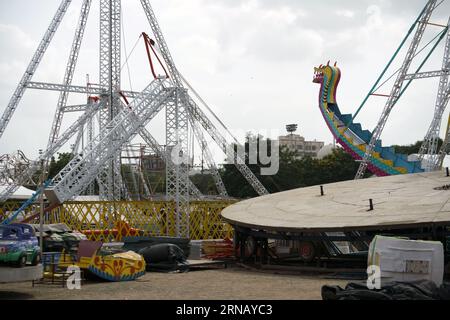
0,0 -> 270,237
165,88 -> 190,237
418,17 -> 450,169
98,0 -> 123,201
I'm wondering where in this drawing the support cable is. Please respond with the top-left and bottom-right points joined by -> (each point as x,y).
371,28 -> 448,96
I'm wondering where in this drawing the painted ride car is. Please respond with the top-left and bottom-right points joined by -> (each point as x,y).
54,241 -> 146,282
0,224 -> 41,267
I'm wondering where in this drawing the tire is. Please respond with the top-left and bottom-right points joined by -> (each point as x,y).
15,254 -> 27,268
298,241 -> 316,263
31,253 -> 41,266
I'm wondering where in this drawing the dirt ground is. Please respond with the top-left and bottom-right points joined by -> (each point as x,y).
0,266 -> 349,300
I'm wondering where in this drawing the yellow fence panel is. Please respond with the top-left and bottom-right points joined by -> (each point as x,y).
0,201 -> 40,223
1,200 -> 236,241
45,201 -> 236,241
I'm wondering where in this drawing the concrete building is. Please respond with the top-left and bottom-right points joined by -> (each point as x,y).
278,134 -> 325,159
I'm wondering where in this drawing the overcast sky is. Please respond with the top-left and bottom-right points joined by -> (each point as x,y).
0,0 -> 449,165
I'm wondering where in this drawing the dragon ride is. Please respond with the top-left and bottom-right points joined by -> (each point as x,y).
313,63 -> 424,176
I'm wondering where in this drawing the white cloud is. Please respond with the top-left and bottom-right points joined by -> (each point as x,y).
0,24 -> 34,49
336,9 -> 355,18
0,24 -> 36,84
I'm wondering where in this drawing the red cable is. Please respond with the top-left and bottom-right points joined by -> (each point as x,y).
142,32 -> 158,79
119,33 -> 171,109
149,39 -> 170,79
119,91 -> 131,107
142,32 -> 170,80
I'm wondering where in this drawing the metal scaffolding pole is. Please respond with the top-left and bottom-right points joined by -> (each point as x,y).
0,0 -> 72,139
99,0 -> 122,200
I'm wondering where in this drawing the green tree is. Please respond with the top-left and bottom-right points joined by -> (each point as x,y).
220,137 -> 287,198
318,148 -> 362,184
190,173 -> 217,195
48,153 -> 73,179
220,137 -> 366,199
392,139 -> 443,155
26,152 -> 74,190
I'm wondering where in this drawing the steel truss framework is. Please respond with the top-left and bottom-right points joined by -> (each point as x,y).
47,79 -> 174,203
0,99 -> 104,202
355,0 -> 450,178
0,0 -> 269,237
420,17 -> 450,169
0,151 -> 35,186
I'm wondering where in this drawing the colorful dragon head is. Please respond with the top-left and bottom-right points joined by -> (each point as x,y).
313,64 -> 326,84
313,61 -> 341,104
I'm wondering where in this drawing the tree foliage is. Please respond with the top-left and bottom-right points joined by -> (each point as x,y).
48,152 -> 73,179
220,139 -> 363,199
392,139 -> 443,155
190,173 -> 217,195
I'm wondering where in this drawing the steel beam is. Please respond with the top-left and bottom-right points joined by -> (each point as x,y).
26,81 -> 140,98
404,69 -> 449,80
47,0 -> 92,150
189,116 -> 228,198
0,0 -> 72,139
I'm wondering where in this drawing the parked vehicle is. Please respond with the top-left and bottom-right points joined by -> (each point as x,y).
0,224 -> 41,268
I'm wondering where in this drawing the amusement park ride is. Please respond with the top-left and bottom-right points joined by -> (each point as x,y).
0,0 -> 268,238
0,0 -> 449,243
311,0 -> 450,179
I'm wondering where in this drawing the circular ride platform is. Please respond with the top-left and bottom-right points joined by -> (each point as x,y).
0,265 -> 43,284
222,170 -> 450,233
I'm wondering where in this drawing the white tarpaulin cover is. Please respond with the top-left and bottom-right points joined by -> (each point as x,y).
368,235 -> 444,286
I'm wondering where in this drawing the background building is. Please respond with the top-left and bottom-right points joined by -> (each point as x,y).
279,133 -> 325,159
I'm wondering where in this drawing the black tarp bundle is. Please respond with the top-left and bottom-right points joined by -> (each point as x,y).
322,280 -> 450,300
123,236 -> 191,258
139,243 -> 189,273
